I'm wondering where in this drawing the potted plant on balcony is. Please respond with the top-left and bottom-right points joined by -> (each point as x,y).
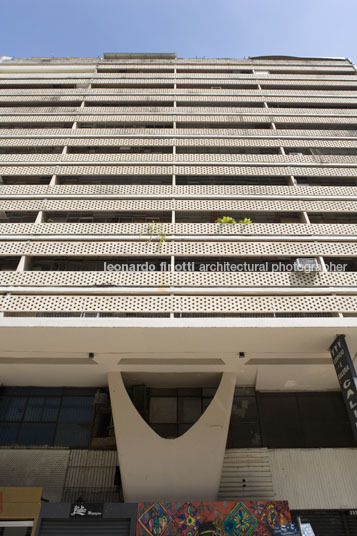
215,216 -> 252,233
215,216 -> 237,224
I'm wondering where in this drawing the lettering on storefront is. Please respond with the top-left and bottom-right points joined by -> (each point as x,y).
70,503 -> 103,517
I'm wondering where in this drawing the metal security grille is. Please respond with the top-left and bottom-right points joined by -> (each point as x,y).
0,529 -> 32,536
38,519 -> 131,536
346,515 -> 357,536
291,510 -> 357,536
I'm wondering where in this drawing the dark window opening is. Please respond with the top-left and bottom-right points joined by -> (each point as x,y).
78,122 -> 173,129
176,176 -> 290,186
97,68 -> 175,74
176,122 -> 272,129
0,176 -> 51,185
296,176 -> 357,187
85,101 -> 174,108
0,256 -> 20,270
91,83 -> 175,89
44,211 -> 171,223
67,146 -> 173,154
127,385 -> 215,439
176,83 -> 259,89
175,211 -> 303,224
324,257 -> 357,271
0,122 -> 73,129
176,146 -> 280,155
286,147 -> 357,156
176,69 -> 253,74
227,387 -> 261,448
0,146 -> 62,155
269,102 -> 357,110
257,392 -> 355,448
0,83 -> 76,89
277,123 -> 357,131
59,175 -> 172,185
0,100 -> 82,108
0,211 -> 37,223
174,255 -> 303,272
29,256 -> 168,272
0,387 -> 96,448
261,83 -> 357,91
309,212 -> 357,224
176,101 -> 266,108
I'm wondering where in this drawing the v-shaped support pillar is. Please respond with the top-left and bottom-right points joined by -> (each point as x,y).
108,372 -> 236,502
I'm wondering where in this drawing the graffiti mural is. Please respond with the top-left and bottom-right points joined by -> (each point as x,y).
137,501 -> 292,536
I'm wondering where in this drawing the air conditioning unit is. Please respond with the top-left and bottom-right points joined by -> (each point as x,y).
294,258 -> 320,273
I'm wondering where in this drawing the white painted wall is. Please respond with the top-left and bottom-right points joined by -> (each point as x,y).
270,448 -> 357,509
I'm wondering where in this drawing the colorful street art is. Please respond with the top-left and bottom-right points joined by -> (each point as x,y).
137,501 -> 292,536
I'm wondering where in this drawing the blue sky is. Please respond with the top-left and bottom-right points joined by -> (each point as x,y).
1,0 -> 356,62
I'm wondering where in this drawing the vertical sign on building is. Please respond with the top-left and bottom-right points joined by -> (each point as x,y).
330,334 -> 357,442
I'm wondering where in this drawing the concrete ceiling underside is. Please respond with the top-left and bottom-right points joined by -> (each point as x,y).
0,317 -> 356,390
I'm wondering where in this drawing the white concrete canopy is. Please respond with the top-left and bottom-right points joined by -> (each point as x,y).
0,317 -> 356,389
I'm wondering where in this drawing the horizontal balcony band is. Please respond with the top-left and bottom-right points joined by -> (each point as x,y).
3,113 -> 357,123
2,223 -> 357,236
0,293 -> 356,313
0,286 -> 356,296
3,94 -> 357,103
7,70 -> 353,78
2,90 -> 357,98
2,198 -> 357,211
1,271 -> 356,288
1,73 -> 354,81
2,133 -> 357,140
4,107 -> 357,116
3,110 -> 357,118
1,77 -> 357,85
2,235 -> 357,242
1,76 -> 357,84
1,128 -> 357,139
2,194 -> 357,202
2,59 -> 349,65
1,184 -> 357,198
3,135 -> 357,148
3,158 -> 357,167
95,61 -> 351,67
2,164 -> 357,177
0,240 -> 355,256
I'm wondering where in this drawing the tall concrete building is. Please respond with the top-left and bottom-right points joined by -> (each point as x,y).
1,53 -> 357,535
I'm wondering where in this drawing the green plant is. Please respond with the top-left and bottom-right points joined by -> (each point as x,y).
238,218 -> 252,225
146,221 -> 167,250
216,216 -> 237,224
147,221 -> 156,242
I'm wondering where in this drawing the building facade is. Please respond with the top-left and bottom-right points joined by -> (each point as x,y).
1,52 -> 357,535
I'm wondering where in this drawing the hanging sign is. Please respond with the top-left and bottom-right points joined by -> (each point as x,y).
330,334 -> 357,442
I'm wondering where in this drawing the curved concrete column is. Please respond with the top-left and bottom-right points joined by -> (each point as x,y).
108,372 -> 236,502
